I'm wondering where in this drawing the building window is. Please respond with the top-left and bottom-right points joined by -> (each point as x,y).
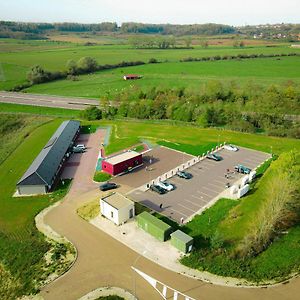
111,211 -> 114,218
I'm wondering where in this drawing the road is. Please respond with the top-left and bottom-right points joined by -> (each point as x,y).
41,130 -> 300,300
0,91 -> 99,110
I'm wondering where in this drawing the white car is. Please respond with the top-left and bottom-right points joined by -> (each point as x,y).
76,144 -> 86,149
157,181 -> 174,192
224,144 -> 239,152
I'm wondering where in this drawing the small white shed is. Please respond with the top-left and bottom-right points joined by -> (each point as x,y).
100,192 -> 135,225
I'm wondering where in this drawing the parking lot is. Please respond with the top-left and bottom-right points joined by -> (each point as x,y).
113,146 -> 193,192
129,147 -> 270,223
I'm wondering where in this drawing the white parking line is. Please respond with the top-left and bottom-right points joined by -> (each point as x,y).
202,186 -> 218,194
169,208 -> 189,218
178,203 -> 196,213
214,179 -> 225,185
183,198 -> 203,208
197,190 -> 214,198
191,194 -> 203,201
207,182 -> 223,190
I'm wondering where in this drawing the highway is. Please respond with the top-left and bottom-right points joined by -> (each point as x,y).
0,91 -> 99,110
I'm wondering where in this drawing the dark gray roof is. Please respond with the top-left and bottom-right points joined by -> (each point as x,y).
17,120 -> 80,187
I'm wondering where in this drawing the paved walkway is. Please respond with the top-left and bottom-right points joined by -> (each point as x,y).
40,129 -> 300,300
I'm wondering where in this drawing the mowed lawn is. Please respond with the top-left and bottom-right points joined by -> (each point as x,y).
27,56 -> 300,98
0,38 -> 299,90
97,120 -> 300,155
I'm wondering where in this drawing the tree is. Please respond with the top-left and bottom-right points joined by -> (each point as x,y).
77,57 -> 98,73
201,40 -> 208,48
80,106 -> 102,120
66,59 -> 78,75
184,36 -> 192,48
27,65 -> 50,84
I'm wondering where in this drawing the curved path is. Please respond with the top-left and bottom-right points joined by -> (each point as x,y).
41,129 -> 300,300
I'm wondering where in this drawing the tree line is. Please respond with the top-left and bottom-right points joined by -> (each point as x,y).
81,82 -> 300,139
0,21 -> 235,37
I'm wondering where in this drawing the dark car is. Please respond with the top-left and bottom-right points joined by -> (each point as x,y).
176,171 -> 192,179
234,164 -> 251,174
207,153 -> 222,161
99,182 -> 118,191
150,184 -> 167,194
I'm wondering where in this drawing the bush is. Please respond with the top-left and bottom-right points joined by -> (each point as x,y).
80,106 -> 102,121
93,171 -> 111,182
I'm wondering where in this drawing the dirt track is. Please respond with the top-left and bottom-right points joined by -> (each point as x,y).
41,130 -> 300,300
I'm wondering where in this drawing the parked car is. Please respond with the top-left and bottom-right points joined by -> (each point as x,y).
99,182 -> 118,191
176,171 -> 192,179
157,181 -> 174,191
150,184 -> 167,194
207,153 -> 222,161
224,144 -> 239,152
234,164 -> 251,174
72,146 -> 85,153
76,144 -> 86,150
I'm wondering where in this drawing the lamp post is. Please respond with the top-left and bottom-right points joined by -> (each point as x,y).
270,146 -> 273,157
132,250 -> 147,298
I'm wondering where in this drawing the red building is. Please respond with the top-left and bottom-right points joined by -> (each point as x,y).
102,151 -> 143,176
123,74 -> 141,80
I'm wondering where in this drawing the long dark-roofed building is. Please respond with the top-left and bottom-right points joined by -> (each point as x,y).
17,120 -> 80,195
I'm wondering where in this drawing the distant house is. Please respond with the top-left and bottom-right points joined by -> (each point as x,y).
17,120 -> 80,195
123,74 -> 141,80
102,150 -> 143,176
100,192 -> 135,225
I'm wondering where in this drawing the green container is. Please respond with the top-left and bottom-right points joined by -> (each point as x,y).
170,230 -> 193,253
136,212 -> 172,241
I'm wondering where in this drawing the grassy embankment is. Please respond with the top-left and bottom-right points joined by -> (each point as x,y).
0,115 -> 74,299
0,102 -> 81,118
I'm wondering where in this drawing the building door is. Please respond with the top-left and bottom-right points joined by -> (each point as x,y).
129,208 -> 133,218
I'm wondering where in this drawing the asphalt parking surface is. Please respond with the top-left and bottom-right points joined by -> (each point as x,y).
113,146 -> 193,192
129,147 -> 270,223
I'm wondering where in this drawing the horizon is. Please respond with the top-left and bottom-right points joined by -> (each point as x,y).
0,19 -> 299,27
0,0 -> 299,27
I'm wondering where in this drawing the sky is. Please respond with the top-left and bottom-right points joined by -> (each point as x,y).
0,0 -> 299,26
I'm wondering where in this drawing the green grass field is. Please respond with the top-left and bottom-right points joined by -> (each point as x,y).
0,102 -> 81,117
0,37 -> 299,90
26,56 -> 300,98
98,120 -> 300,155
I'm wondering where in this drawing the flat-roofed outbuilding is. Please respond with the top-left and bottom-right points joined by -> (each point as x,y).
17,120 -> 80,195
100,192 -> 135,225
102,150 -> 143,176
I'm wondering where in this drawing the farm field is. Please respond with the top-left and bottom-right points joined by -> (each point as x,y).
26,56 -> 300,98
0,37 -> 299,90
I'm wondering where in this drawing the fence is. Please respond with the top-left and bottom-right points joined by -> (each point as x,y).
139,142 -> 226,192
